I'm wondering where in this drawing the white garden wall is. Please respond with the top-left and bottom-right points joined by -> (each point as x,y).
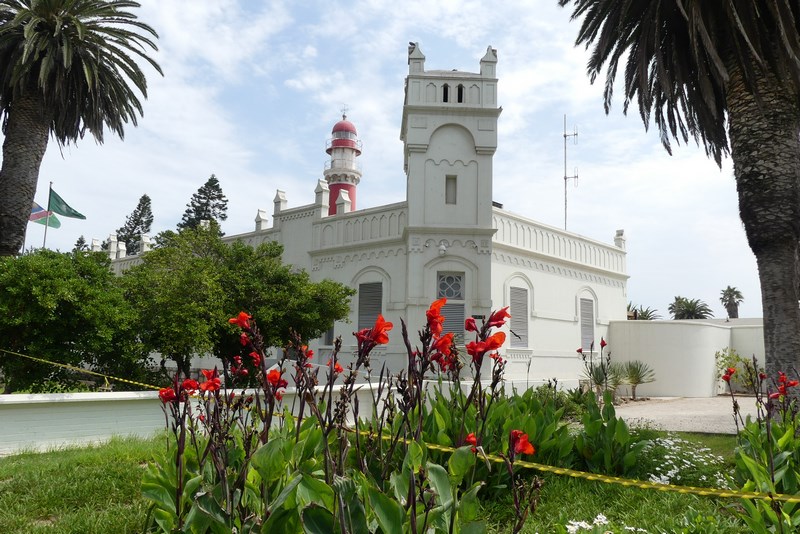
608,318 -> 764,397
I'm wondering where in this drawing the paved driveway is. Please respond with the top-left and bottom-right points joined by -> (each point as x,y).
613,395 -> 760,435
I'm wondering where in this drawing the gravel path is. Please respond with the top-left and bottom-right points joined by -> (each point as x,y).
613,396 -> 760,435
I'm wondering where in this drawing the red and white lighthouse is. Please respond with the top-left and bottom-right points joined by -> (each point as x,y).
324,114 -> 362,215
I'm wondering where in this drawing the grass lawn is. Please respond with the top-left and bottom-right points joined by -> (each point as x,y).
0,431 -> 745,533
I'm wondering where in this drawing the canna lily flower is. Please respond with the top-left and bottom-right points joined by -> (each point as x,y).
510,429 -> 535,455
600,337 -> 607,349
158,387 -> 177,403
182,379 -> 199,393
249,351 -> 261,367
199,369 -> 221,392
576,347 -> 583,354
722,374 -> 731,383
326,359 -> 344,374
228,312 -> 252,329
267,369 -> 282,387
466,331 -> 506,363
431,332 -> 454,357
465,432 -> 478,453
465,316 -> 477,332
356,314 -> 394,345
239,332 -> 250,346
427,298 -> 446,336
486,307 -> 510,329
726,367 -> 736,376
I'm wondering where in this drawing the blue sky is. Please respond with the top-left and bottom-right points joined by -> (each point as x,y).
19,1 -> 759,319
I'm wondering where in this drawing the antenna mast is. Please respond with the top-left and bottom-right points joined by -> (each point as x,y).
563,115 -> 578,230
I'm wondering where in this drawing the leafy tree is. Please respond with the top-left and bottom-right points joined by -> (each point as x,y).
0,249 -> 149,393
0,0 -> 161,257
122,224 -> 353,377
73,235 -> 89,252
115,194 -> 154,255
720,286 -> 744,319
627,302 -> 661,320
557,1 -> 800,377
668,296 -> 713,320
177,174 -> 228,233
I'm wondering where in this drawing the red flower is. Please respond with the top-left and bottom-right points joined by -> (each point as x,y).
199,369 -> 221,392
228,312 -> 252,329
789,380 -> 800,388
275,389 -> 284,401
239,332 -> 250,346
357,314 -> 394,345
576,347 -> 583,354
326,359 -> 344,374
198,414 -> 206,423
432,332 -> 454,357
726,367 -> 736,376
487,307 -> 511,329
759,372 -> 767,380
722,374 -> 731,383
158,387 -> 177,403
267,369 -> 282,387
490,352 -> 505,364
466,331 -> 506,363
779,372 -> 788,384
249,351 -> 261,367
600,338 -> 607,349
426,298 -> 447,336
465,432 -> 478,452
510,429 -> 535,455
465,316 -> 478,332
182,379 -> 199,393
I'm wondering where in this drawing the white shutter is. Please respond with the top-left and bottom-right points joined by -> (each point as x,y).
358,282 -> 383,330
441,302 -> 466,343
510,287 -> 528,348
580,298 -> 594,350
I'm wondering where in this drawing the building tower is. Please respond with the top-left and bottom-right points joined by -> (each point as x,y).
324,115 -> 362,215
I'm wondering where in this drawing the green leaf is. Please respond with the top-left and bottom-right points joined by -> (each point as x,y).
462,520 -> 488,534
251,437 -> 290,483
263,505 -> 301,534
403,440 -> 424,473
141,481 -> 176,515
426,462 -> 453,510
459,482 -> 484,523
448,446 -> 475,485
389,471 -> 409,505
268,473 -> 303,513
301,504 -> 335,534
297,475 -> 335,511
195,491 -> 230,527
367,486 -> 404,534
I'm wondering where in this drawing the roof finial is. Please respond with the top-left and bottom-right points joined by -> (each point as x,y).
340,104 -> 349,120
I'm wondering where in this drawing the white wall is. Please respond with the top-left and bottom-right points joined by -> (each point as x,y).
608,319 -> 764,397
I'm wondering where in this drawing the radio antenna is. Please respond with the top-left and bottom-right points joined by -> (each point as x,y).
563,114 -> 578,230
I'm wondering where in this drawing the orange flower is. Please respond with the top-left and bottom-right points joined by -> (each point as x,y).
228,312 -> 252,329
431,332 -> 454,357
182,379 -> 199,393
510,429 -> 534,455
465,432 -> 477,446
199,369 -> 221,393
427,298 -> 447,336
371,314 -> 394,344
486,307 -> 510,328
326,359 -> 344,374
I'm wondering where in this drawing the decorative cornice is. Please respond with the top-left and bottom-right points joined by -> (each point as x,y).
312,247 -> 408,271
492,251 -> 626,288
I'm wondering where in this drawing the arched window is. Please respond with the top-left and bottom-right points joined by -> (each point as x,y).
442,84 -> 450,103
457,84 -> 465,103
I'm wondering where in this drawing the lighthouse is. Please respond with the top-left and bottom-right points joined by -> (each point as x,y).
324,114 -> 362,215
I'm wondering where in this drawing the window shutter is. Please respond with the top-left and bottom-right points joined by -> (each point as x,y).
442,302 -> 466,344
358,282 -> 383,331
510,287 -> 528,348
580,298 -> 594,350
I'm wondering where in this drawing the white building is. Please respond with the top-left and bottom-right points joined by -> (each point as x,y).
111,44 -> 629,386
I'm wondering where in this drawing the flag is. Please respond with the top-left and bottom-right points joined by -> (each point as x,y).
29,202 -> 61,228
49,188 -> 86,219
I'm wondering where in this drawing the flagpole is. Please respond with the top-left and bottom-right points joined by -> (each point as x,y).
43,181 -> 52,248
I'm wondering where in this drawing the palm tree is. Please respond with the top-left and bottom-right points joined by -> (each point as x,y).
558,0 -> 800,378
624,360 -> 655,401
720,286 -> 744,319
0,0 -> 161,256
668,296 -> 713,320
627,301 -> 661,320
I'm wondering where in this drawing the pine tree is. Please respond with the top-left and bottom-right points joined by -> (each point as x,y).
177,174 -> 228,233
73,235 -> 88,252
116,194 -> 154,255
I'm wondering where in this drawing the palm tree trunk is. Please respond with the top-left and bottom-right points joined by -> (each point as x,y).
0,92 -> 52,256
726,63 -> 800,378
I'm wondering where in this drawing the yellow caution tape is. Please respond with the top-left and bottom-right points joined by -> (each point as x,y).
0,348 -> 162,391
4,347 -> 799,503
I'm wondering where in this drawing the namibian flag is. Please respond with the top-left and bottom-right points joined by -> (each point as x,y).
29,202 -> 61,228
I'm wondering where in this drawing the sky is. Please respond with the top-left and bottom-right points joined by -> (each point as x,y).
17,0 -> 760,319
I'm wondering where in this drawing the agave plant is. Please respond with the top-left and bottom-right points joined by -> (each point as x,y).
625,360 -> 656,400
